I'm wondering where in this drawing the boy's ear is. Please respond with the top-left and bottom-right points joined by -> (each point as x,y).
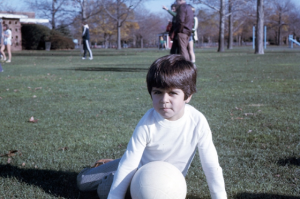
185,95 -> 192,103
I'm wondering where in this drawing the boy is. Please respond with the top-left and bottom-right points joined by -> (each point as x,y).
77,54 -> 227,199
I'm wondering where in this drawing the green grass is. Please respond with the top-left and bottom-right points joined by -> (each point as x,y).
0,47 -> 299,199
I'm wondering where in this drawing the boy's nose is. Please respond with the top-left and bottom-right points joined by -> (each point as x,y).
160,93 -> 169,102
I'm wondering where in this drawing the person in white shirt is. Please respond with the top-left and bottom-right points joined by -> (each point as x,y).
0,24 -> 12,63
77,54 -> 227,199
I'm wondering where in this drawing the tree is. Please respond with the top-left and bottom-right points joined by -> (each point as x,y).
102,0 -> 144,50
269,0 -> 293,45
193,0 -> 226,52
255,0 -> 264,54
25,0 -> 70,29
227,0 -> 233,49
133,8 -> 165,48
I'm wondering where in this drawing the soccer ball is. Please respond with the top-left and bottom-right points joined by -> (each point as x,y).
130,161 -> 187,199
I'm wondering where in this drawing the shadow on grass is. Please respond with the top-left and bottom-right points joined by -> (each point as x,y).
0,164 -> 133,199
277,157 -> 300,166
13,52 -> 137,57
62,67 -> 148,72
0,164 -> 99,198
234,193 -> 300,199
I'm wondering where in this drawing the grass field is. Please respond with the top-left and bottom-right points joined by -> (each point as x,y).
0,47 -> 299,199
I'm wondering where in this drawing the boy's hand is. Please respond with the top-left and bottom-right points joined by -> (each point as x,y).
162,6 -> 168,10
91,159 -> 114,168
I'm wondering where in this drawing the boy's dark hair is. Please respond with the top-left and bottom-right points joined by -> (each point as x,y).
3,24 -> 9,29
146,54 -> 197,100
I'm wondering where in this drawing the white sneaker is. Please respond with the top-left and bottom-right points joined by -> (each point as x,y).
89,57 -> 93,60
6,60 -> 11,63
82,57 -> 86,60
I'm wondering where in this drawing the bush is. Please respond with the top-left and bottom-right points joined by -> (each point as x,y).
21,24 -> 50,50
22,24 -> 75,50
49,30 -> 75,50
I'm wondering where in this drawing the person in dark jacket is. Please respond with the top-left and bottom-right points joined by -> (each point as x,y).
170,0 -> 194,61
82,22 -> 93,60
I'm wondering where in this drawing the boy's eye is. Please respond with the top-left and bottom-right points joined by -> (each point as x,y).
169,92 -> 177,95
153,91 -> 161,94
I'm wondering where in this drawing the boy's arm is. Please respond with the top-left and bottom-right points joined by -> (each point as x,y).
108,125 -> 147,198
197,119 -> 227,199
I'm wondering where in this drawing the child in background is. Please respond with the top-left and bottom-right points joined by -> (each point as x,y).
77,54 -> 227,199
0,24 -> 12,63
188,6 -> 198,65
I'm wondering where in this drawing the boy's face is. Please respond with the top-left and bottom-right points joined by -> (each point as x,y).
151,87 -> 192,121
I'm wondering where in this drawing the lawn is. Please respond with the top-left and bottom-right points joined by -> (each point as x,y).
0,47 -> 299,199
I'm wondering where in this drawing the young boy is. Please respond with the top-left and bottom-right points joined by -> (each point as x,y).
77,54 -> 227,199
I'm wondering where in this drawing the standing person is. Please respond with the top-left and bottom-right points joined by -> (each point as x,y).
0,19 -> 3,61
77,54 -> 227,199
82,22 -> 93,60
0,24 -> 12,63
170,0 -> 194,61
188,6 -> 198,65
163,4 -> 177,53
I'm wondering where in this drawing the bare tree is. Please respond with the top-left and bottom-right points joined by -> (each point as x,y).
192,0 -> 226,52
227,0 -> 233,49
102,0 -> 144,50
25,0 -> 70,29
133,8 -> 165,48
272,0 -> 293,45
255,0 -> 264,54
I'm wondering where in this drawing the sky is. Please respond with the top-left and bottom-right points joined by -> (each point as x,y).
2,0 -> 300,15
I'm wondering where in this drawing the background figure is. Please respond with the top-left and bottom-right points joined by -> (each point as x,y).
0,24 -> 12,63
82,23 -> 93,60
188,6 -> 198,65
159,36 -> 166,50
0,19 -> 2,60
163,4 -> 178,53
170,0 -> 194,61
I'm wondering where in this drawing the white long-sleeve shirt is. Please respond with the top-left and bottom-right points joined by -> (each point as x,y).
108,104 -> 227,199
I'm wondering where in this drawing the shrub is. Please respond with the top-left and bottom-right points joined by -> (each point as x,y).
49,30 -> 75,50
21,24 -> 50,50
22,24 -> 75,50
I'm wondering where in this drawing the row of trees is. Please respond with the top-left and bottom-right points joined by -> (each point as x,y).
193,0 -> 300,53
2,0 -> 300,52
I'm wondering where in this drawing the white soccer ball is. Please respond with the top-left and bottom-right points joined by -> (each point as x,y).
130,161 -> 187,199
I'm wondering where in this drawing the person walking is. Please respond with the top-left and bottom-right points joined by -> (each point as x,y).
82,22 -> 93,60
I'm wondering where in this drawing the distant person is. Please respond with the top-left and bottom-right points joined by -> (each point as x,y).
159,36 -> 166,49
0,20 -> 3,61
82,22 -> 93,60
188,6 -> 198,65
77,54 -> 227,199
163,4 -> 178,52
170,0 -> 194,61
0,24 -> 12,63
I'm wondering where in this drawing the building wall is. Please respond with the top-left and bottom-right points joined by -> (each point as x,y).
1,18 -> 22,51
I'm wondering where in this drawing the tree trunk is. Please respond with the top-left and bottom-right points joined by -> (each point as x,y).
277,13 -> 282,46
82,0 -> 86,22
255,0 -> 264,54
227,0 -> 233,49
117,20 -> 121,50
52,0 -> 55,29
133,35 -> 136,48
218,0 -> 225,52
141,36 -> 143,48
104,33 -> 109,49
